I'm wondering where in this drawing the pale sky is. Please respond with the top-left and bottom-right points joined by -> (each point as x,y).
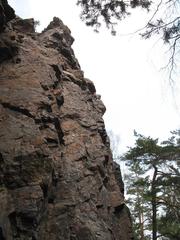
9,0 -> 180,153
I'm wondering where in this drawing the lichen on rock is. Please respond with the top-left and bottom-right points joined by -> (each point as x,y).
0,2 -> 133,239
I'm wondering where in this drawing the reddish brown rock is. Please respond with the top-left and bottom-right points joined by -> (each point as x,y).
0,3 -> 133,240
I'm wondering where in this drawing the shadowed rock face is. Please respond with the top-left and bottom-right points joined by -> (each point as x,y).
0,2 -> 133,240
0,0 -> 15,31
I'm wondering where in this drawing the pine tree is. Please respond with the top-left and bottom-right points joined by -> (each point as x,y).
124,164 -> 151,240
122,130 -> 180,240
77,0 -> 180,81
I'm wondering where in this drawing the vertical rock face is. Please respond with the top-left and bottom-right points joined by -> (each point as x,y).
0,0 -> 15,32
0,3 -> 133,240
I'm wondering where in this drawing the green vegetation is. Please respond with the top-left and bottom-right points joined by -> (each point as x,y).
121,130 -> 180,240
77,0 -> 180,81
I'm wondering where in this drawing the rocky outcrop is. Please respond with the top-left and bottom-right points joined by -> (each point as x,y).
0,0 -> 15,31
0,3 -> 133,240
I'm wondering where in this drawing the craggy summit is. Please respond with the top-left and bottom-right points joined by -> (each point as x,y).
0,1 -> 132,239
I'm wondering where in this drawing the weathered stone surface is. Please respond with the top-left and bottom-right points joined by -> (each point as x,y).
0,0 -> 15,32
0,2 -> 133,240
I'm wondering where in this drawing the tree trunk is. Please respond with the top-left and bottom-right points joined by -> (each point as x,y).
151,165 -> 158,240
137,185 -> 145,240
139,211 -> 145,240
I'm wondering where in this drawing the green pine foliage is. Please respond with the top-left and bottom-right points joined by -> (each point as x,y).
76,0 -> 151,34
76,1 -> 180,81
122,130 -> 180,240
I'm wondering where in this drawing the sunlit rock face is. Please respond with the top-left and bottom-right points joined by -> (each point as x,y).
0,2 -> 133,240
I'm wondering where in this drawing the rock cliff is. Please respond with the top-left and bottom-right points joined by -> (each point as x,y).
0,1 -> 133,239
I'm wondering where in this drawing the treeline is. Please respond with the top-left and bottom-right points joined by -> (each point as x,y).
121,130 -> 180,240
